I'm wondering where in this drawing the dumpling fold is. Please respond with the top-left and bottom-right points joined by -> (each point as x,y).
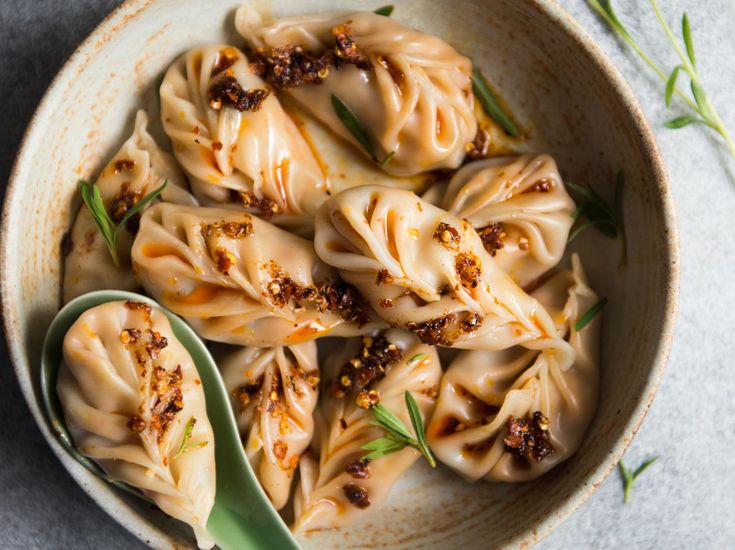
236,9 -> 477,176
57,300 -> 215,548
426,255 -> 600,481
132,202 -> 384,346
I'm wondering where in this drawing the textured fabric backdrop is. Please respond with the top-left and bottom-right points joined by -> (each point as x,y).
1,1 -> 733,548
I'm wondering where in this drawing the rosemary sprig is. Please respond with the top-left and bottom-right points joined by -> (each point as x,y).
173,417 -> 208,459
471,68 -> 520,138
374,5 -> 394,17
575,297 -> 608,331
330,93 -> 394,166
79,179 -> 167,267
589,0 -> 735,160
362,390 -> 436,467
618,456 -> 658,503
566,172 -> 627,266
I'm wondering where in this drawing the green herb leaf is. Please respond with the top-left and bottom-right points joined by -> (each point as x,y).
78,179 -> 168,268
370,403 -> 414,443
362,392 -> 435,467
79,180 -> 119,267
380,150 -> 395,167
404,391 -> 436,468
117,179 -> 167,233
682,12 -> 695,69
565,179 -> 623,245
173,417 -> 208,459
664,66 -> 682,108
664,115 -> 701,129
471,68 -> 520,138
373,5 -> 394,16
589,0 -> 735,160
361,436 -> 406,460
575,297 -> 608,331
619,456 -> 658,503
407,353 -> 427,367
330,94 -> 376,160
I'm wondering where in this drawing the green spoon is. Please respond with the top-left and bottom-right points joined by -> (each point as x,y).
40,290 -> 300,550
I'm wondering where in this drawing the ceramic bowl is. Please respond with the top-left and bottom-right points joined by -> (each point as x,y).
1,0 -> 678,548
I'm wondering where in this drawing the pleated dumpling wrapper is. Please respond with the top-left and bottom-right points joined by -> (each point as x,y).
314,185 -> 572,356
160,44 -> 329,231
132,202 -> 384,347
441,154 -> 576,287
63,110 -> 196,303
426,255 -> 600,482
236,9 -> 477,177
293,329 -> 441,532
57,300 -> 215,548
217,342 -> 319,510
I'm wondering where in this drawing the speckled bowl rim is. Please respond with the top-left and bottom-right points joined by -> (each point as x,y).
0,0 -> 679,548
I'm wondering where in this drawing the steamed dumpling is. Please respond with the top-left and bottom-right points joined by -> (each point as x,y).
236,9 -> 477,176
293,329 -> 441,532
217,342 -> 319,510
131,202 -> 383,346
63,110 -> 196,303
314,185 -> 570,353
426,255 -> 600,481
57,300 -> 215,548
440,155 -> 576,287
160,44 -> 329,229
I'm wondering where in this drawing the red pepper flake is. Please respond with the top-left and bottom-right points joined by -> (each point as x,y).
336,334 -> 402,393
465,128 -> 490,160
114,159 -> 135,173
145,330 -> 168,359
208,75 -> 270,112
120,328 -> 142,344
250,45 -> 332,89
273,439 -> 288,460
343,483 -> 370,509
125,300 -> 152,317
503,411 -> 554,462
108,181 -> 142,232
345,459 -> 371,479
212,141 -> 223,152
455,253 -> 482,289
127,415 -> 146,433
213,247 -> 236,276
201,219 -> 254,240
230,189 -> 279,219
378,298 -> 393,308
477,223 -> 506,256
332,22 -> 372,70
433,222 -> 461,250
407,314 -> 456,346
376,268 -> 394,285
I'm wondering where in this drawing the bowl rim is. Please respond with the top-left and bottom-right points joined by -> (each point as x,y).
0,0 -> 680,548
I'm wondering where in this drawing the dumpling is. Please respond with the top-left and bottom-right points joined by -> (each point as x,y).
57,300 -> 215,548
63,110 -> 196,303
441,155 -> 576,287
314,185 -> 570,353
236,9 -> 477,176
160,44 -> 329,229
293,329 -> 441,532
131,202 -> 383,347
216,342 -> 319,510
425,255 -> 600,481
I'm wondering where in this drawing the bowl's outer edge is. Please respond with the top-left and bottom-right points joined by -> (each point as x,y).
0,0 -> 680,548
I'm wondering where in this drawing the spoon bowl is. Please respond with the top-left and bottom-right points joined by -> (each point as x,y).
40,290 -> 299,550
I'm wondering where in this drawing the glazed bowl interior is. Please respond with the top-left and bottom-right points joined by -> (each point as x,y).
1,0 -> 677,548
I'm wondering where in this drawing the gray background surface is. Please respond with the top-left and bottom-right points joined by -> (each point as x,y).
1,0 -> 733,548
